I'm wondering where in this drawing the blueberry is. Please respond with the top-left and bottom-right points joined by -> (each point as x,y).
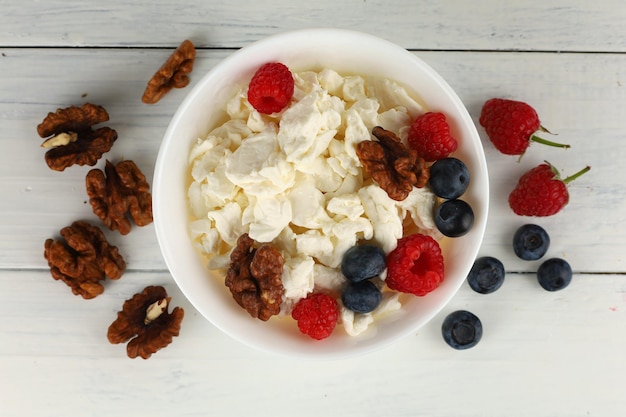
537,258 -> 572,291
428,157 -> 470,199
513,224 -> 550,260
441,310 -> 483,350
341,280 -> 382,313
341,244 -> 386,282
467,256 -> 505,294
434,199 -> 474,237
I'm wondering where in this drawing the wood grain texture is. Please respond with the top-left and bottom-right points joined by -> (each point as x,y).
2,270 -> 626,416
1,0 -> 626,52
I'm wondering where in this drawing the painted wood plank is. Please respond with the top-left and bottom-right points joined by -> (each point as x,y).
2,270 -> 625,416
1,0 -> 626,52
0,49 -> 622,272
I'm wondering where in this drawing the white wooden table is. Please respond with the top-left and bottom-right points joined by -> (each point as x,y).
2,1 -> 625,416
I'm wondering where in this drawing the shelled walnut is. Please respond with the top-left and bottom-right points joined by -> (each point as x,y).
107,285 -> 184,359
85,159 -> 153,235
37,103 -> 118,171
225,234 -> 284,321
356,126 -> 429,201
43,221 -> 126,299
142,39 -> 196,104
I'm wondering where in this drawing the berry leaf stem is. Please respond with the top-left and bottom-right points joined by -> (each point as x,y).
530,134 -> 570,149
563,165 -> 591,184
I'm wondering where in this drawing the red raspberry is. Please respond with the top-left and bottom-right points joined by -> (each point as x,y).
509,162 -> 590,216
291,292 -> 339,340
407,112 -> 458,162
479,98 -> 569,156
386,234 -> 444,296
247,62 -> 294,114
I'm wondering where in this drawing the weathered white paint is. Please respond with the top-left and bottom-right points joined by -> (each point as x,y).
2,0 -> 626,52
1,2 -> 625,416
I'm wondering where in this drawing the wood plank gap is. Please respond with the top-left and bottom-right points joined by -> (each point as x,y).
3,45 -> 626,56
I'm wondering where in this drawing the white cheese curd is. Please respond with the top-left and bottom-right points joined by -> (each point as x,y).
287,175 -> 333,229
188,69 -> 439,336
326,193 -> 364,221
358,185 -> 405,254
312,264 -> 346,292
245,194 -> 292,243
281,254 -> 316,303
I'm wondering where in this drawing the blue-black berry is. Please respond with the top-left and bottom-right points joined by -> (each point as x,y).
341,244 -> 386,282
341,280 -> 382,314
537,258 -> 572,291
513,224 -> 550,261
434,199 -> 474,237
467,256 -> 505,294
428,157 -> 470,199
441,310 -> 483,350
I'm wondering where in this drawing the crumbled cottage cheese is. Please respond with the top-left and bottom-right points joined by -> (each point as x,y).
188,68 -> 440,336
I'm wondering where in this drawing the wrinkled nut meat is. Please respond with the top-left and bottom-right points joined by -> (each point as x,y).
225,234 -> 284,321
357,126 -> 429,201
43,221 -> 126,299
141,39 -> 196,104
37,103 -> 118,171
86,159 -> 153,235
107,285 -> 184,359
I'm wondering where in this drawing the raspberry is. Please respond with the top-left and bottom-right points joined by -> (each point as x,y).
407,112 -> 458,162
247,62 -> 294,114
479,98 -> 569,156
291,292 -> 339,340
386,234 -> 444,296
508,162 -> 590,217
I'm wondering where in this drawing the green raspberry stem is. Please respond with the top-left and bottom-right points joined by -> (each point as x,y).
530,134 -> 571,149
562,165 -> 591,184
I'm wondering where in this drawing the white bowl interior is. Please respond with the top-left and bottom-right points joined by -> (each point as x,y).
153,28 -> 489,359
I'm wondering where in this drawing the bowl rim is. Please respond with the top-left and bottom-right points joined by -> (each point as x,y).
153,28 -> 489,359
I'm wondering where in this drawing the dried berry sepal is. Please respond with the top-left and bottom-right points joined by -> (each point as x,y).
142,39 -> 196,104
37,103 -> 118,171
43,221 -> 126,299
357,126 -> 429,201
107,285 -> 184,359
225,234 -> 284,321
86,159 -> 153,235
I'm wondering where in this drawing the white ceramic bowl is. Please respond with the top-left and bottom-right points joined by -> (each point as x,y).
153,28 -> 489,359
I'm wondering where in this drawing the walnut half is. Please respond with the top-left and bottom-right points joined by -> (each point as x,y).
225,234 -> 284,321
86,160 -> 153,235
356,126 -> 429,201
37,103 -> 118,171
43,221 -> 126,299
107,285 -> 184,359
141,39 -> 196,104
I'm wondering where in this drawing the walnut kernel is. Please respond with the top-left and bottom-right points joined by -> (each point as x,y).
357,126 -> 429,201
37,103 -> 118,171
107,285 -> 184,359
142,39 -> 196,104
85,159 -> 153,235
225,234 -> 284,321
43,221 -> 126,299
